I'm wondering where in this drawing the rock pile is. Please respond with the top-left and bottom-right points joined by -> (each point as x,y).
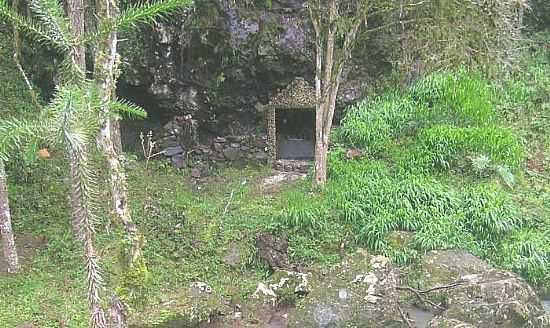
155,119 -> 269,169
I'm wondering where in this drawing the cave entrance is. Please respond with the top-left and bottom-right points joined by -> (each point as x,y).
266,77 -> 317,164
276,109 -> 315,160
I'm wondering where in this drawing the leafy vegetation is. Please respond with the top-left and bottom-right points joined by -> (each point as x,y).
0,12 -> 548,328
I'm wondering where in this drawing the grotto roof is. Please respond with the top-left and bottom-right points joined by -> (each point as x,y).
268,77 -> 316,110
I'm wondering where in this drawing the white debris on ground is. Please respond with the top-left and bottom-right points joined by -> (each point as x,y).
262,171 -> 306,187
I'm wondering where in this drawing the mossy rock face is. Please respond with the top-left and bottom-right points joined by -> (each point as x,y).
128,283 -> 229,328
409,250 -> 550,328
251,270 -> 311,307
415,250 -> 491,289
288,250 -> 406,327
440,270 -> 550,328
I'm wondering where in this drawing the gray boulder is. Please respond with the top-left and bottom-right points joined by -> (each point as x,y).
288,250 -> 406,327
413,250 -> 550,328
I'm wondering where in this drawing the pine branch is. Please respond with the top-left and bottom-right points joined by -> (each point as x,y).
77,0 -> 193,45
110,98 -> 148,119
0,118 -> 43,161
0,0 -> 68,51
28,0 -> 74,46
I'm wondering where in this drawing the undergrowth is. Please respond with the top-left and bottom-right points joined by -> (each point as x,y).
0,31 -> 548,327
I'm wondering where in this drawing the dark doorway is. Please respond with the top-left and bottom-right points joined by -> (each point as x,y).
276,109 -> 315,160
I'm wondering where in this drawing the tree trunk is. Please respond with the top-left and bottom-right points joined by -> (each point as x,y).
94,0 -> 142,268
109,295 -> 127,328
66,0 -> 86,70
0,161 -> 19,274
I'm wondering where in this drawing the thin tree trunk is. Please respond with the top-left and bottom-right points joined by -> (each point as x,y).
0,161 -> 19,274
66,0 -> 86,70
109,295 -> 127,328
95,0 -> 142,266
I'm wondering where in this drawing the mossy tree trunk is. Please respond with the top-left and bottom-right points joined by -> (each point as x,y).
94,0 -> 140,245
94,5 -> 144,325
0,160 -> 19,274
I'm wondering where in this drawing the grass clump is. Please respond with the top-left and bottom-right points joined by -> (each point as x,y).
334,70 -> 525,178
411,125 -> 524,171
409,70 -> 496,126
275,153 -> 534,282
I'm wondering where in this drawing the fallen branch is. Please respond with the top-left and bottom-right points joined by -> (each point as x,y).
397,286 -> 445,310
396,304 -> 414,328
396,281 -> 463,311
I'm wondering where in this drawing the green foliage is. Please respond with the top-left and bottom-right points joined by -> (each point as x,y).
79,0 -> 193,45
278,154 -> 525,274
413,125 -> 524,170
0,33 -> 38,120
334,94 -> 423,152
278,190 -> 329,236
408,70 -> 496,126
499,230 -> 550,288
116,255 -> 151,306
335,71 -> 525,176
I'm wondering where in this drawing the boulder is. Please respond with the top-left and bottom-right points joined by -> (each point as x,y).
162,146 -> 184,156
417,250 -> 491,289
223,147 -> 242,161
411,250 -> 550,328
252,270 -> 311,307
440,270 -> 550,328
171,154 -> 186,169
256,233 -> 290,270
427,317 -> 475,328
288,250 -> 406,328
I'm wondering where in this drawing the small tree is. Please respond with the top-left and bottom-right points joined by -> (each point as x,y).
0,0 -> 190,325
308,0 -> 368,186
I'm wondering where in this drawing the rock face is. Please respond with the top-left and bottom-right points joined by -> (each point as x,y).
414,250 -> 550,328
120,0 -> 371,134
288,251 -> 406,328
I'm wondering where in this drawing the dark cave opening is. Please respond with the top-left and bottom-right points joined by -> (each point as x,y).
117,83 -> 175,154
276,109 -> 315,160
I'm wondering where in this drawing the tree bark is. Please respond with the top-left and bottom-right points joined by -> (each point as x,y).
66,0 -> 86,70
0,161 -> 20,274
94,0 -> 142,269
311,0 -> 365,186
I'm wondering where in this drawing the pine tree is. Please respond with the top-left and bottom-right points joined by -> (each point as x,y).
0,0 -> 192,326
